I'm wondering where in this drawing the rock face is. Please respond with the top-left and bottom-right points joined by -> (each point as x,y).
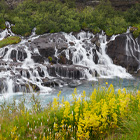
76,0 -> 140,10
107,33 -> 140,72
110,0 -> 139,10
5,0 -> 140,10
5,0 -> 23,8
31,34 -> 68,55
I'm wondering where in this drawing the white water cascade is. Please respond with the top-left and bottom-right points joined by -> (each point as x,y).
0,23 -> 133,94
64,31 -> 131,80
126,33 -> 140,68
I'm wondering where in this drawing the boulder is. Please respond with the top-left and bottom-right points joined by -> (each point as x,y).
107,33 -> 139,72
30,33 -> 68,58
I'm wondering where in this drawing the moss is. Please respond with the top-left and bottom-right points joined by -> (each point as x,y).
48,56 -> 52,62
0,36 -> 21,48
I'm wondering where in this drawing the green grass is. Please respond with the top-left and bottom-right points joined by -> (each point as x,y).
0,36 -> 21,48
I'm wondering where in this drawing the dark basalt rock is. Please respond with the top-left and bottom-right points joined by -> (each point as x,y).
5,0 -> 140,11
42,80 -> 59,87
68,80 -> 82,88
10,49 -> 27,61
13,83 -> 30,93
58,52 -> 73,65
0,80 -> 5,93
92,49 -> 99,64
29,83 -> 40,92
32,54 -> 44,63
69,42 -> 75,46
107,33 -> 139,72
136,69 -> 140,76
46,64 -> 87,79
30,33 -> 68,58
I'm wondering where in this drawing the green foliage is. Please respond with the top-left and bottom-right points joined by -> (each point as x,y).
12,23 -> 32,36
133,30 -> 140,39
0,0 -> 9,30
130,25 -> 140,38
48,56 -> 52,62
0,36 -> 21,48
125,4 -> 140,24
0,18 -> 6,29
80,0 -> 127,36
124,3 -> 140,37
0,0 -> 140,37
8,0 -> 80,35
0,0 -> 8,17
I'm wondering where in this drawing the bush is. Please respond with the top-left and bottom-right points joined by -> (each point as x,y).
125,4 -> 140,24
133,29 -> 140,38
0,17 -> 6,29
12,23 -> 32,36
0,0 -> 138,37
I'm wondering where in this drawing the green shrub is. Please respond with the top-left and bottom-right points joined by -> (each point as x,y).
125,3 -> 140,24
11,23 -> 32,36
0,36 -> 21,48
0,0 -> 138,37
133,30 -> 140,38
0,18 -> 6,29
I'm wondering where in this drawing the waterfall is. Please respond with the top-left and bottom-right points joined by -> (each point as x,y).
0,22 -> 133,94
64,31 -> 131,80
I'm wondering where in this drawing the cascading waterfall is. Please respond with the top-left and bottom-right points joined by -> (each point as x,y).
64,31 -> 131,80
0,22 -> 133,94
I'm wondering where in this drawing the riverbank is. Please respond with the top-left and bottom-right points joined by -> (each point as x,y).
1,83 -> 140,139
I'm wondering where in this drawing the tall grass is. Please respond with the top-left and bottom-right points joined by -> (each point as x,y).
0,84 -> 140,139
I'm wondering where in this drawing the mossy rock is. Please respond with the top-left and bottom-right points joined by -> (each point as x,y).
0,36 -> 21,48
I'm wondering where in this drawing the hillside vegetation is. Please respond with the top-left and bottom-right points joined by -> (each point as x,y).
0,0 -> 140,37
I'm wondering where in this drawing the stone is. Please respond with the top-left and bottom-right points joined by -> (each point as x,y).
46,64 -> 87,79
58,52 -> 73,65
107,33 -> 139,72
30,33 -> 68,58
69,41 -> 75,46
32,54 -> 44,63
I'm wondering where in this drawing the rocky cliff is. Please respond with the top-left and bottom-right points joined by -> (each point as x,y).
5,0 -> 140,10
